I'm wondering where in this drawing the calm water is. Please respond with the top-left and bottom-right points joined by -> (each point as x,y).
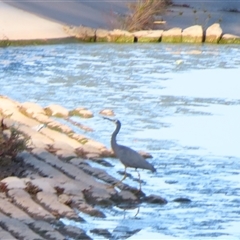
1,43 -> 240,239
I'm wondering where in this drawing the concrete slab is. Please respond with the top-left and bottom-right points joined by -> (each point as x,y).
0,1 -> 70,40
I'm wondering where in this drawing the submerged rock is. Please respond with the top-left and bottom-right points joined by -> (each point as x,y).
82,186 -> 115,207
111,225 -> 141,240
173,197 -> 191,203
90,228 -> 111,239
113,190 -> 138,203
59,224 -> 92,240
144,194 -> 168,204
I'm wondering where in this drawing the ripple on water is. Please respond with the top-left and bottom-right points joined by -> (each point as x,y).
1,43 -> 240,239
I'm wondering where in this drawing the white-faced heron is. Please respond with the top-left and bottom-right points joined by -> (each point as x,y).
104,117 -> 156,191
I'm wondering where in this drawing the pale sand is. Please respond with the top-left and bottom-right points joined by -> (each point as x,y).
0,1 -> 70,40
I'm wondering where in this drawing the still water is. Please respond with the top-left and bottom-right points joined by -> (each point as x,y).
1,43 -> 240,239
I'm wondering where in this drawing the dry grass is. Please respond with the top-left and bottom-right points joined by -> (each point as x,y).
121,0 -> 171,32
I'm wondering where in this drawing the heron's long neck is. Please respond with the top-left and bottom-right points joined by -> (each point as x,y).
111,122 -> 121,151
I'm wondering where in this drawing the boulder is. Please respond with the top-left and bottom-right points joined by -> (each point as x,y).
20,102 -> 46,118
109,29 -> 134,43
96,28 -> 110,42
10,110 -> 40,128
182,25 -> 203,43
133,30 -> 163,43
36,191 -> 79,219
44,104 -> 69,118
1,176 -> 27,189
30,221 -> 65,240
70,107 -> 93,118
162,28 -> 182,43
0,95 -> 19,109
7,188 -> 55,220
50,141 -> 78,159
33,113 -> 51,123
205,23 -> 222,43
30,178 -> 56,193
0,96 -> 19,116
219,33 -> 240,44
144,194 -> 168,204
99,109 -> 115,116
173,197 -> 191,203
47,120 -> 73,134
82,186 -> 114,206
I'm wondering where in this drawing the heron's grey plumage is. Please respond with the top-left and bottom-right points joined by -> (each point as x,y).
104,117 -> 156,172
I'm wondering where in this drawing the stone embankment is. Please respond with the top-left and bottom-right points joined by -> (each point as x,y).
64,23 -> 240,44
0,95 -> 166,239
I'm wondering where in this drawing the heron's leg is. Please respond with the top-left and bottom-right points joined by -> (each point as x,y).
112,166 -> 127,188
136,169 -> 142,192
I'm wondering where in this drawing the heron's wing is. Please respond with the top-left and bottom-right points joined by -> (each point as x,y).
115,144 -> 148,168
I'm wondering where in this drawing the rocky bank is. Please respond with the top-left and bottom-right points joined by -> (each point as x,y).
0,95 -> 168,239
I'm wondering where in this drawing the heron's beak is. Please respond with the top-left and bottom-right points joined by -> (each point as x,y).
103,117 -> 115,122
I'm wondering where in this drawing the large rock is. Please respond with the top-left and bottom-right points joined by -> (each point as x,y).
109,29 -> 134,43
20,102 -> 46,118
0,193 -> 34,224
10,110 -> 40,128
219,33 -> 240,44
182,25 -> 203,43
36,191 -> 79,219
205,23 -> 222,43
162,27 -> 182,43
51,141 -> 78,160
0,95 -> 19,115
133,30 -> 163,43
44,104 -> 69,118
99,109 -> 115,116
0,213 -> 43,240
7,188 -> 55,220
96,28 -> 110,42
1,176 -> 27,189
70,107 -> 93,118
46,120 -> 73,134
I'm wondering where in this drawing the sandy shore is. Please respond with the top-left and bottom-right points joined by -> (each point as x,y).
0,0 -> 240,41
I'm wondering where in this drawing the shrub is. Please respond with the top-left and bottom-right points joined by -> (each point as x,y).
0,119 -> 29,166
121,0 -> 171,32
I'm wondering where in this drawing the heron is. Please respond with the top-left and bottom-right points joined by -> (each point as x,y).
103,117 -> 156,191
